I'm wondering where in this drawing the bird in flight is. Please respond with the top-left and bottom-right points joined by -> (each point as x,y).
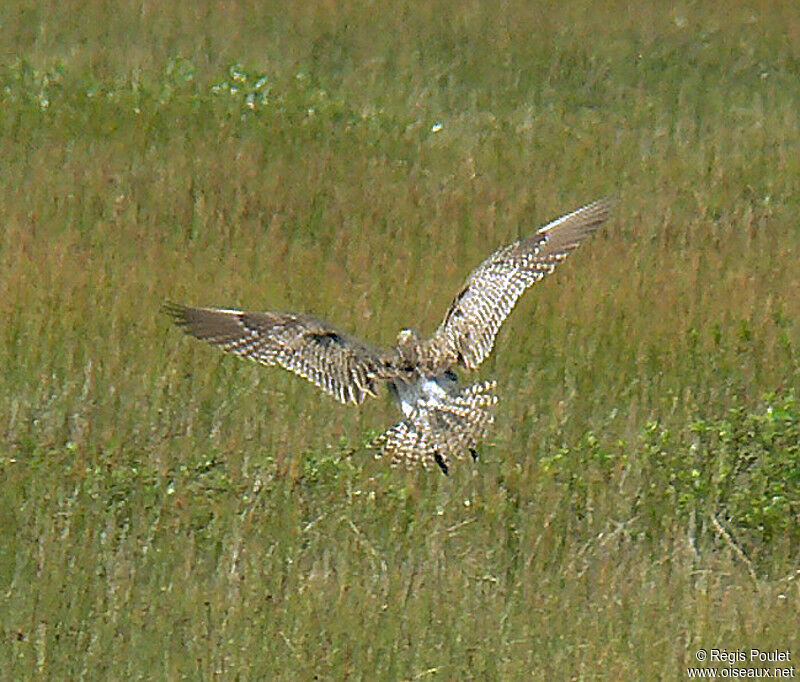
166,198 -> 612,474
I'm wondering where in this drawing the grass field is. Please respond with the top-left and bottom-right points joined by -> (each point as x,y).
1,1 -> 800,679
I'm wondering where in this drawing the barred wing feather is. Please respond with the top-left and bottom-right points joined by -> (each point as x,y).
426,198 -> 612,370
165,303 -> 388,405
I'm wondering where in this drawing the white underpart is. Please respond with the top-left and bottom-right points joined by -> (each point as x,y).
394,374 -> 457,418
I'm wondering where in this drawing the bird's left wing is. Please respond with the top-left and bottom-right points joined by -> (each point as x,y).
165,303 -> 391,405
424,198 -> 613,370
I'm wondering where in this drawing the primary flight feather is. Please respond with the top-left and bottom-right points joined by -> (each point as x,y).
166,198 -> 613,474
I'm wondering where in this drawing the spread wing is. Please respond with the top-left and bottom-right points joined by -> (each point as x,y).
425,198 -> 613,370
165,303 -> 390,405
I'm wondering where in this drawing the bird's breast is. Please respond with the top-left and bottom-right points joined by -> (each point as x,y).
391,372 -> 459,418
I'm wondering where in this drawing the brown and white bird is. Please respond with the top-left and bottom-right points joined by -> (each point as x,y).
166,198 -> 612,474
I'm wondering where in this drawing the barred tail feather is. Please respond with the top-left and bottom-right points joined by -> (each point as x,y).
370,381 -> 498,474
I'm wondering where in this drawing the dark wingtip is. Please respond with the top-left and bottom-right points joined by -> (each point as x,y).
593,195 -> 617,221
433,451 -> 449,475
579,195 -> 616,225
162,301 -> 189,325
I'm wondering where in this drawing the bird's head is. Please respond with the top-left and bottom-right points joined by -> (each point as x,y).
395,328 -> 422,365
396,328 -> 421,347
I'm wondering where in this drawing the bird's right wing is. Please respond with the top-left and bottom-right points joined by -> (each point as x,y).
165,303 -> 391,405
425,198 -> 613,370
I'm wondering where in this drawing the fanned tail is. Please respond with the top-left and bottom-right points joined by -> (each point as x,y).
370,380 -> 498,474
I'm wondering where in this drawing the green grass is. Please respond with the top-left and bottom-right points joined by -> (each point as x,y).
2,1 -> 800,679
